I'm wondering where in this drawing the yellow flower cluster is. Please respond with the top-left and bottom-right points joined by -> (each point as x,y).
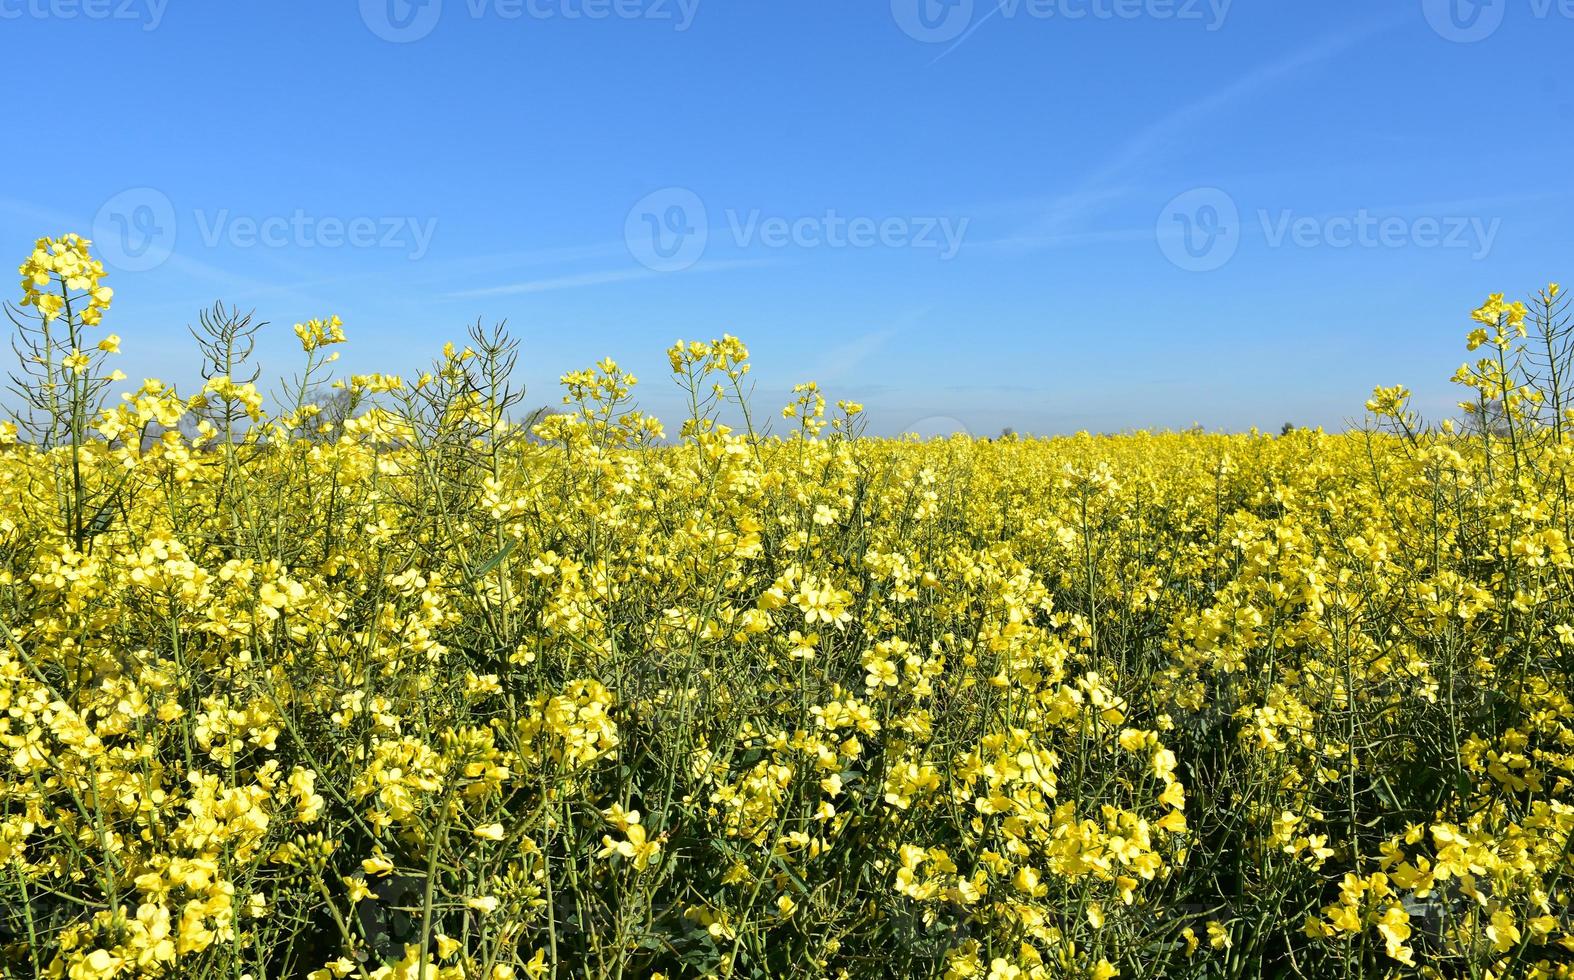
1,238 -> 1572,979
17,234 -> 113,325
295,315 -> 347,352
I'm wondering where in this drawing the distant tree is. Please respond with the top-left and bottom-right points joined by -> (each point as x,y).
1463,396 -> 1513,438
316,387 -> 359,436
521,404 -> 554,443
281,385 -> 360,443
140,423 -> 174,452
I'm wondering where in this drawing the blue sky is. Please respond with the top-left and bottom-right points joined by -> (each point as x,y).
3,0 -> 1571,436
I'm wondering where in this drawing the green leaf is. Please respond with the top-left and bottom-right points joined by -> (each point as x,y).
472,537 -> 519,579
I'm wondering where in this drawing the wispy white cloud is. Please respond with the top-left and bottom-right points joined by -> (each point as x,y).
446,258 -> 776,299
810,327 -> 901,381
450,266 -> 661,298
928,2 -> 1007,65
997,18 -> 1403,246
0,195 -> 282,296
807,307 -> 934,383
968,189 -> 1568,253
970,226 -> 1156,250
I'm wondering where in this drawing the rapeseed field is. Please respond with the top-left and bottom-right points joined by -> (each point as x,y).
3,235 -> 1572,979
